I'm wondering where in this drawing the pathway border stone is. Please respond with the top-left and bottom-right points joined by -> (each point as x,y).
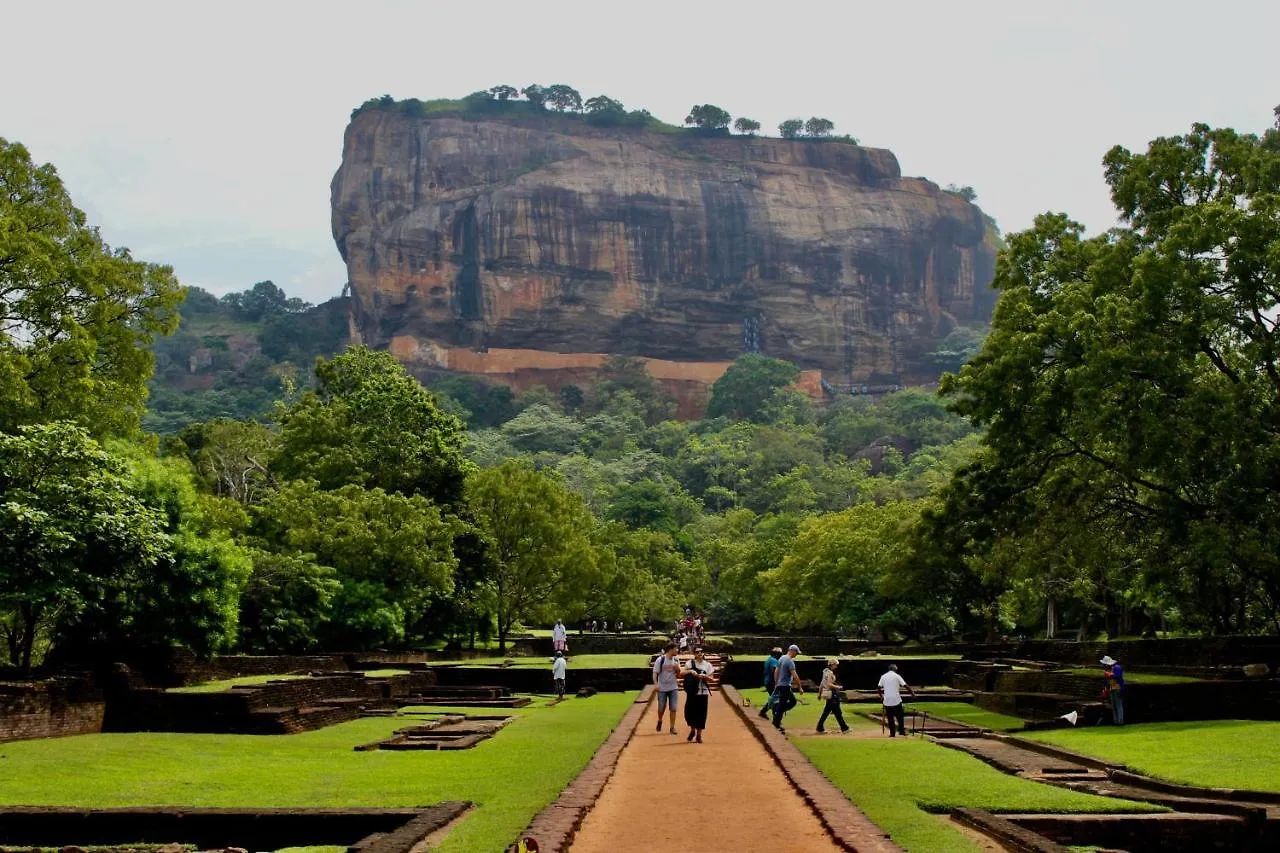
720,685 -> 903,852
508,686 -> 654,852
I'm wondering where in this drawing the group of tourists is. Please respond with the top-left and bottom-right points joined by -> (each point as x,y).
672,609 -> 706,651
651,642 -> 715,742
759,647 -> 917,736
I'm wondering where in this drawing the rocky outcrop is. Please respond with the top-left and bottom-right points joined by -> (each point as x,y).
331,109 -> 997,403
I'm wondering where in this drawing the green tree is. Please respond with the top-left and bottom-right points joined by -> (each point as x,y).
945,184 -> 978,202
684,104 -> 731,132
0,424 -> 166,671
254,481 -> 459,648
466,461 -> 596,650
489,84 -> 518,101
237,549 -> 340,653
96,449 -> 253,658
273,347 -> 472,505
943,121 -> 1280,634
706,354 -> 801,422
804,117 -> 835,138
778,119 -> 805,139
584,95 -> 626,125
545,84 -> 583,112
758,501 -> 921,631
521,84 -> 547,109
733,117 -> 761,135
0,138 -> 184,436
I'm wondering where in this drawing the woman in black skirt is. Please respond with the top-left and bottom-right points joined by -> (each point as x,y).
681,648 -> 715,742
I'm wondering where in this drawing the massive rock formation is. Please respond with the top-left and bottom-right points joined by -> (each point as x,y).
331,108 -> 997,409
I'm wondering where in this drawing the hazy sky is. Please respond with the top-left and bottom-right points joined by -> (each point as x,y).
4,0 -> 1277,303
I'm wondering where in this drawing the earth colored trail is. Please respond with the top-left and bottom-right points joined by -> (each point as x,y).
570,691 -> 844,853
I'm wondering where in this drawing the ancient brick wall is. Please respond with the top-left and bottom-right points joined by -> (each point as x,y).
0,680 -> 104,742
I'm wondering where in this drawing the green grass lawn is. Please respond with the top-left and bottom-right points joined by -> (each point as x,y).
431,653 -> 652,669
168,670 -> 411,693
794,732 -> 1160,852
908,702 -> 1025,731
169,674 -> 313,693
732,653 -> 962,660
0,693 -> 636,853
1059,668 -> 1205,684
1024,720 -> 1280,792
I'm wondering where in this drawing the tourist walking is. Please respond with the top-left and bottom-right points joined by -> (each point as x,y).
816,658 -> 849,734
681,647 -> 715,742
653,642 -> 682,735
1101,655 -> 1125,725
552,619 -> 568,653
771,644 -> 804,733
758,647 -> 783,720
877,663 -> 915,737
552,650 -> 567,699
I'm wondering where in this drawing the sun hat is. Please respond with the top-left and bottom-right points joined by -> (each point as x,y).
1100,655 -> 1117,666
788,644 -> 802,654
826,658 -> 839,668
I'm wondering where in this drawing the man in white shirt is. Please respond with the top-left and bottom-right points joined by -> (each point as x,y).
877,663 -> 915,737
552,619 -> 567,653
552,650 -> 568,698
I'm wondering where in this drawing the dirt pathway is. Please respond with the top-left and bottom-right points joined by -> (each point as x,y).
570,691 -> 843,853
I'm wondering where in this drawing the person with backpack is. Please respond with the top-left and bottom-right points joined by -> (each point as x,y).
816,658 -> 849,734
758,647 -> 783,720
680,647 -> 715,742
770,644 -> 804,733
652,642 -> 682,735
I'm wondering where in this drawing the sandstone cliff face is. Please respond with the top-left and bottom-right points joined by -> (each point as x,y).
331,111 -> 996,397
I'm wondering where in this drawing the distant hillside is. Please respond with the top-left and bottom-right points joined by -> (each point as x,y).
145,281 -> 348,434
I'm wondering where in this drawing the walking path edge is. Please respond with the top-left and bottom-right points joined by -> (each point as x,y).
721,685 -> 904,852
506,686 -> 655,852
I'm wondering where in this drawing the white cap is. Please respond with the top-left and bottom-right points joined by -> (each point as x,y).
1100,655 -> 1117,666
788,644 -> 802,654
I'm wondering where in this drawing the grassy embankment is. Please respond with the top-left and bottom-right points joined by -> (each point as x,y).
0,693 -> 636,853
1025,720 -> 1280,792
779,703 -> 1158,853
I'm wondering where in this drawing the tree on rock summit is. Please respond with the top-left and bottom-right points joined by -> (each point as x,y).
685,104 -> 731,132
779,118 -> 804,139
804,117 -> 835,138
734,117 -> 761,135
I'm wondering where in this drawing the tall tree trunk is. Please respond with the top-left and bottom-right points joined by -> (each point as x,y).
1046,598 -> 1057,640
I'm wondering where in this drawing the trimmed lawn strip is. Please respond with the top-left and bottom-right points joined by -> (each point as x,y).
1058,668 -> 1204,684
431,653 -> 651,669
1024,720 -> 1280,792
794,734 -> 1160,853
168,670 -> 411,693
908,702 -> 1025,731
731,653 -> 962,662
169,674 -> 313,693
0,692 -> 636,853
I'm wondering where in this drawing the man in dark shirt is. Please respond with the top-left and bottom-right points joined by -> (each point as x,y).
770,644 -> 804,733
758,647 -> 783,720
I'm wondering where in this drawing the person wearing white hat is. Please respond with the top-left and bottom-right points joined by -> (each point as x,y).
770,644 -> 804,733
1100,656 -> 1125,725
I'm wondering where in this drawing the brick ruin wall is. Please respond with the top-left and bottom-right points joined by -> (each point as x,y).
0,679 -> 105,743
